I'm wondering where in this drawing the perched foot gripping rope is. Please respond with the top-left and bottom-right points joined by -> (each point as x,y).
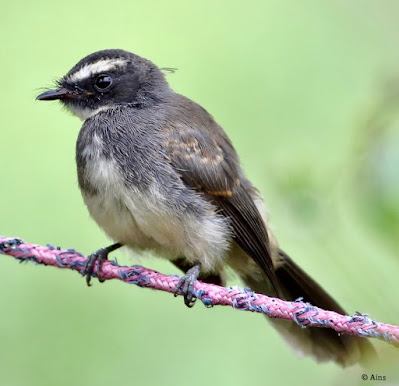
1,236 -> 398,345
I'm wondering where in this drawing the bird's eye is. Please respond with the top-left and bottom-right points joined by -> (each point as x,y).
94,74 -> 113,91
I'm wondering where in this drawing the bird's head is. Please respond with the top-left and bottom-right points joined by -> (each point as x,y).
36,49 -> 170,120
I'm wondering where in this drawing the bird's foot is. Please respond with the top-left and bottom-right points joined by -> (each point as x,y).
174,263 -> 201,308
82,243 -> 122,286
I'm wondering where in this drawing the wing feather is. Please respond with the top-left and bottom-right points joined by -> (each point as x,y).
163,126 -> 279,292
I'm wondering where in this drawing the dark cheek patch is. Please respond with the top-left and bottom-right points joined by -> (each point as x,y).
112,75 -> 140,103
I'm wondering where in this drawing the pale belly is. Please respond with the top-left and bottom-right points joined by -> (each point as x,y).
83,192 -> 156,249
80,153 -> 171,254
79,142 -> 231,270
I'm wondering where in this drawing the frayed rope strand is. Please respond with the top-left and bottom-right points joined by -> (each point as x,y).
1,236 -> 398,345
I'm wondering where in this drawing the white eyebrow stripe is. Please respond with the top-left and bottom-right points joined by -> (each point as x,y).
67,58 -> 128,82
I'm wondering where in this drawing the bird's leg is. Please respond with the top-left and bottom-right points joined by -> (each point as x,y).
171,257 -> 225,286
82,242 -> 123,286
174,262 -> 201,308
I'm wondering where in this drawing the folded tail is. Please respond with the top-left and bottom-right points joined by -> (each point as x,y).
240,249 -> 376,367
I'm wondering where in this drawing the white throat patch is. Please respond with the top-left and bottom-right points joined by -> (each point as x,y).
66,104 -> 114,121
67,58 -> 128,83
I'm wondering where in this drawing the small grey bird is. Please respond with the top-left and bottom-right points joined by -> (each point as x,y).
37,49 -> 374,366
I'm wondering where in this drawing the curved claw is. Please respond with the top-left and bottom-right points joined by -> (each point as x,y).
81,249 -> 108,286
174,263 -> 201,308
81,243 -> 123,286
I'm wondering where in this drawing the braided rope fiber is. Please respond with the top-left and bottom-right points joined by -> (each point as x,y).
1,236 -> 398,345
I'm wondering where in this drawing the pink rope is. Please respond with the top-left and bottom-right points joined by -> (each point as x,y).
1,236 -> 398,345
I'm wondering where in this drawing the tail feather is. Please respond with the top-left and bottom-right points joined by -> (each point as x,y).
275,250 -> 347,313
240,249 -> 376,367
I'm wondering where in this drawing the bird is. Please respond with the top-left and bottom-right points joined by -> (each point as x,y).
36,49 -> 375,366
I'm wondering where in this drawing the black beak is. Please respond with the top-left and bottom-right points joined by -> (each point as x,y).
36,88 -> 77,101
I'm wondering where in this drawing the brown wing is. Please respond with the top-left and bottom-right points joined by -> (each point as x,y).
163,126 -> 279,293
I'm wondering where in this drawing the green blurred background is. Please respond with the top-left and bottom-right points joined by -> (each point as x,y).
1,1 -> 399,385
